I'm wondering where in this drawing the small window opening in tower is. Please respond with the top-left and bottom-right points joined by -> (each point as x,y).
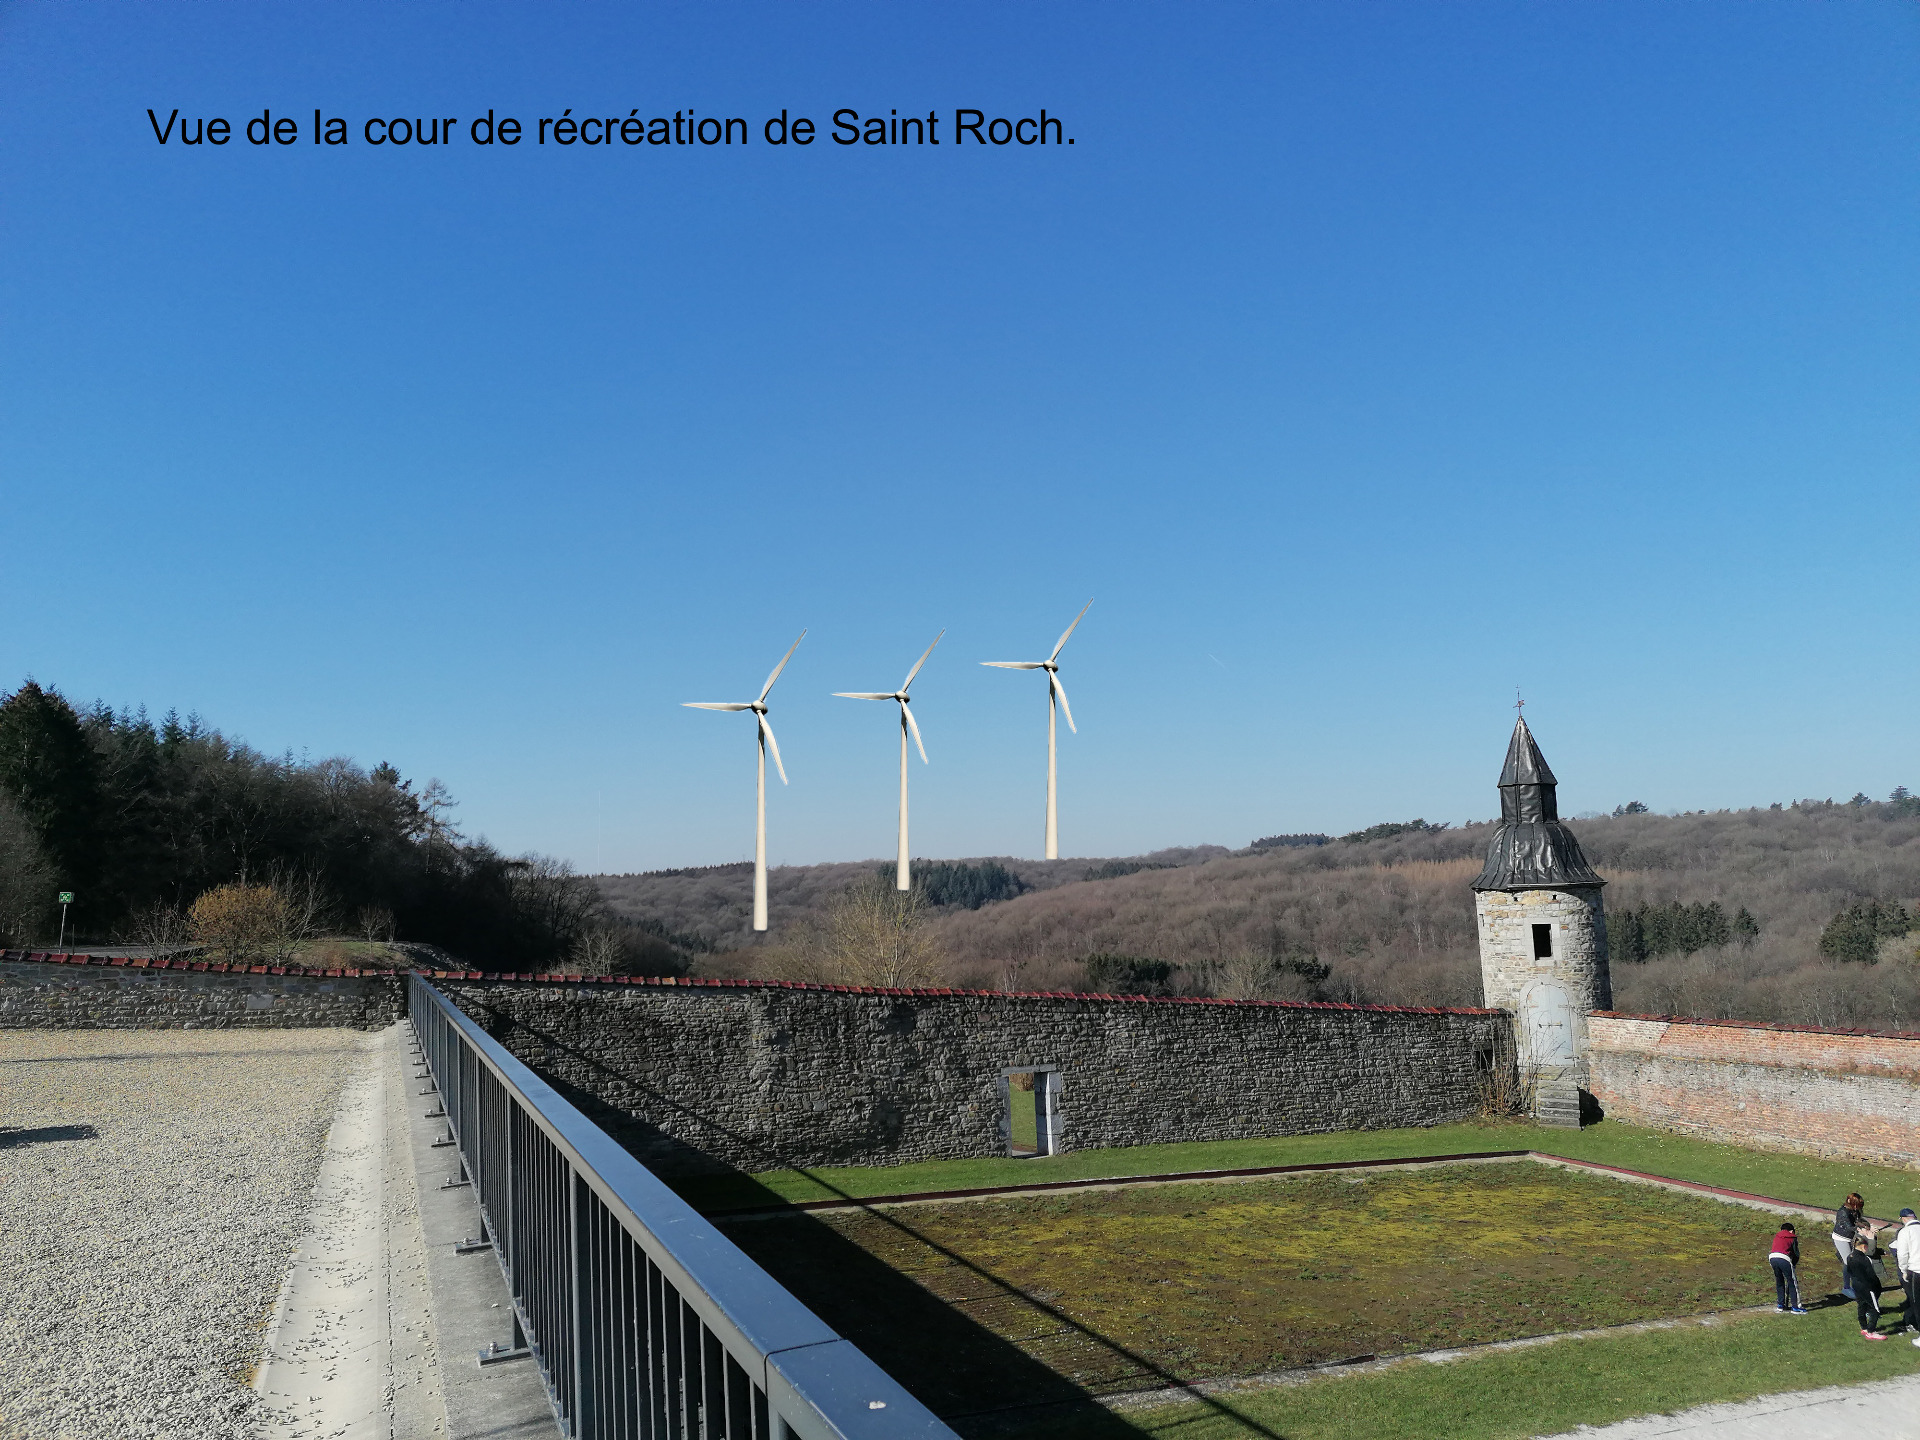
1532,923 -> 1553,960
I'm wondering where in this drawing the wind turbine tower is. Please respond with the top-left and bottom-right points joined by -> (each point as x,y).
835,631 -> 943,890
682,631 -> 805,931
983,600 -> 1091,860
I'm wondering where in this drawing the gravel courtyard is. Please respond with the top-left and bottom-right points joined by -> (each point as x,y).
0,1028 -> 368,1440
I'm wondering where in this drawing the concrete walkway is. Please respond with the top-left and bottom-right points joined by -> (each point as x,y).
1543,1372 -> 1920,1437
254,1022 -> 555,1440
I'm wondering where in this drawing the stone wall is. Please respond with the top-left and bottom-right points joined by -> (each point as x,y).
0,953 -> 404,1030
434,975 -> 1510,1177
1588,1012 -> 1920,1169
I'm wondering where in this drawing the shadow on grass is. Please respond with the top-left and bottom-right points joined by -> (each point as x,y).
487,1012 -> 1294,1439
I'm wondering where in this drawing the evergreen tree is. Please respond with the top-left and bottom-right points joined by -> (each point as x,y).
1610,908 -> 1646,963
899,860 -> 1026,910
0,682 -> 103,891
1816,902 -> 1910,964
1732,907 -> 1760,946
1611,900 -> 1737,960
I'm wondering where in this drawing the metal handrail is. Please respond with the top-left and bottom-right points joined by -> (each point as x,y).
408,972 -> 954,1440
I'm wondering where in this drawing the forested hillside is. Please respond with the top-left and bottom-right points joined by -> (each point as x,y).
592,845 -> 1231,951
0,681 -> 615,968
597,799 -> 1920,1030
11,671 -> 1913,1026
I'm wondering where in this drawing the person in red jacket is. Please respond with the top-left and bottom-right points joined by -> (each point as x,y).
1769,1222 -> 1806,1313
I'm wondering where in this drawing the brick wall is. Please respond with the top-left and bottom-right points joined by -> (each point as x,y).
0,952 -> 404,1030
433,975 -> 1510,1177
1588,1012 -> 1920,1168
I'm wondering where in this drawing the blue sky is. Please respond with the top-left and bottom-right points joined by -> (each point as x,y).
1,1 -> 1914,871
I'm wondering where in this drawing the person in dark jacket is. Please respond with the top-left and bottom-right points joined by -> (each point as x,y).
1834,1193 -> 1868,1299
1847,1233 -> 1886,1338
1769,1222 -> 1805,1313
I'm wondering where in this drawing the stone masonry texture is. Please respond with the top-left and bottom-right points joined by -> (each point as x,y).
433,977 -> 1511,1177
1474,886 -> 1611,1017
1588,1013 -> 1920,1169
0,954 -> 404,1030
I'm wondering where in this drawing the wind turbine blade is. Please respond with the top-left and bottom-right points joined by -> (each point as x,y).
1050,598 -> 1093,662
901,701 -> 928,763
682,702 -> 755,711
759,714 -> 789,785
981,661 -> 1048,670
1051,672 -> 1077,735
901,629 -> 944,692
758,630 -> 807,703
832,692 -> 897,700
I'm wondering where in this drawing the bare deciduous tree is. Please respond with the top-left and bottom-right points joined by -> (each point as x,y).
571,927 -> 623,975
764,878 -> 943,988
126,901 -> 194,953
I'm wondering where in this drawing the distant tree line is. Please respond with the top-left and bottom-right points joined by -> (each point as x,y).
623,862 -> 754,880
1610,901 -> 1759,962
1083,860 -> 1173,881
0,680 -> 610,968
1249,833 -> 1331,851
1817,901 -> 1914,965
1341,819 -> 1447,844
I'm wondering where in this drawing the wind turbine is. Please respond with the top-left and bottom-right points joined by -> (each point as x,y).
682,631 -> 805,932
835,631 -> 943,891
983,600 -> 1091,860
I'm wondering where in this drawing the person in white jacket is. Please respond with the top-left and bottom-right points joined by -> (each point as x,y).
1892,1208 -> 1920,1335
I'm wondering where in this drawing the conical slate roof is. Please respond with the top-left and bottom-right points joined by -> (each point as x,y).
1471,716 -> 1604,892
1498,717 -> 1556,789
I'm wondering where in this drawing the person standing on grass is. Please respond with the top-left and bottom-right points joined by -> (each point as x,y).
1848,1232 -> 1885,1339
1834,1193 -> 1869,1298
1892,1209 -> 1920,1334
1769,1222 -> 1805,1313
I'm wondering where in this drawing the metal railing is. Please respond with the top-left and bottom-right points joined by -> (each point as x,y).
408,972 -> 955,1440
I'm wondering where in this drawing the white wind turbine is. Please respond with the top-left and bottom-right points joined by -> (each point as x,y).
681,631 -> 805,932
834,631 -> 943,891
983,599 -> 1091,860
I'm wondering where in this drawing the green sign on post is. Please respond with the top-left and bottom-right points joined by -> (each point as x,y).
58,891 -> 74,905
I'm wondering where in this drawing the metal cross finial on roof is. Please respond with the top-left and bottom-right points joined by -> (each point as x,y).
1514,689 -> 1525,717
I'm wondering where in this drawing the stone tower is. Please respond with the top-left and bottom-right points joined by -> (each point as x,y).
1470,716 -> 1610,1127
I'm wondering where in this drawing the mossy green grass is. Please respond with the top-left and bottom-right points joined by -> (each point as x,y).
717,1161 -> 1861,1429
672,1118 -> 1920,1220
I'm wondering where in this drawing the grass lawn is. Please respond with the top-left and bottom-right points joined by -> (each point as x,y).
718,1161 -> 1807,1426
1010,1076 -> 1039,1154
1025,1305 -> 1920,1440
673,1117 -> 1920,1221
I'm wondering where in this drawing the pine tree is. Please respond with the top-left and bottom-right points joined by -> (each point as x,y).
1818,905 -> 1882,964
1610,907 -> 1646,963
0,682 -> 103,891
1732,907 -> 1760,946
